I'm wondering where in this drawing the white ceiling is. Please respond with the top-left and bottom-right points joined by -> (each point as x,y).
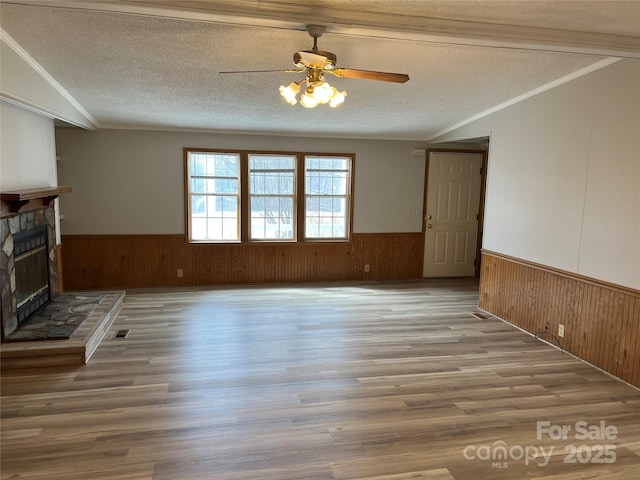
1,0 -> 639,141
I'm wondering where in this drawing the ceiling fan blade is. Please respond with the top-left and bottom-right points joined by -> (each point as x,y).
219,69 -> 302,74
331,68 -> 409,83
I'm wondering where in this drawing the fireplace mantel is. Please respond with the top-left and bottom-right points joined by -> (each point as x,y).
1,186 -> 71,218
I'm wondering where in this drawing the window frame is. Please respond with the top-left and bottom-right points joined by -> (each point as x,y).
184,148 -> 354,244
303,155 -> 353,242
248,153 -> 298,242
184,150 -> 241,243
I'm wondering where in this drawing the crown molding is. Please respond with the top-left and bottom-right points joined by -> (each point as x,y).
0,28 -> 98,129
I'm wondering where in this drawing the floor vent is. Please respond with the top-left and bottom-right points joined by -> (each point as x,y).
115,329 -> 130,338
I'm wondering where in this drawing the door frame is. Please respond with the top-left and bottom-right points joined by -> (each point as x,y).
422,148 -> 488,278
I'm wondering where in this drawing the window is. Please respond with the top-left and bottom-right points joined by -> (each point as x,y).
187,152 -> 240,242
305,156 -> 351,240
249,154 -> 296,241
185,149 -> 353,243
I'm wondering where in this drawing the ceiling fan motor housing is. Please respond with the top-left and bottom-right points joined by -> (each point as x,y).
293,50 -> 337,70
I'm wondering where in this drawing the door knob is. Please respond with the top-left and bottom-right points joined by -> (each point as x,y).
427,223 -> 433,228
427,215 -> 432,219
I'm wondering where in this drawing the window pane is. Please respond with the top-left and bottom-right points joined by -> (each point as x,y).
212,178 -> 238,194
191,155 -> 206,175
192,218 -> 207,240
250,155 -> 295,170
333,197 -> 346,216
265,196 -> 280,213
280,197 -> 293,222
191,178 -> 206,193
249,155 -> 295,195
206,219 -> 223,240
222,218 -> 239,240
306,196 -> 320,213
207,196 -> 218,216
191,195 -> 205,216
305,171 -> 347,195
251,173 -> 284,195
220,196 -> 237,212
306,156 -> 349,172
306,197 -> 335,237
207,155 -> 238,177
251,196 -> 265,216
250,195 -> 294,240
251,218 -> 266,239
305,221 -> 319,238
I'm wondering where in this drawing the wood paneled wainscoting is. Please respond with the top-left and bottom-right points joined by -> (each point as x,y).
479,250 -> 640,388
61,233 -> 423,290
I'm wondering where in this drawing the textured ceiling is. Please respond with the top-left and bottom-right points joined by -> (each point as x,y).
1,1 -> 639,140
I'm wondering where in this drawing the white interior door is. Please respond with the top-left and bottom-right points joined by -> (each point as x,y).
423,152 -> 483,278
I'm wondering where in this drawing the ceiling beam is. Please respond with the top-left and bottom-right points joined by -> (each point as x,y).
5,0 -> 640,58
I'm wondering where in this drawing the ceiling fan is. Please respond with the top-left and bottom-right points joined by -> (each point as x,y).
220,25 -> 410,108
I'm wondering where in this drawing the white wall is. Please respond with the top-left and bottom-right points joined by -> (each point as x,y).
0,100 -> 58,190
432,59 -> 640,290
1,100 -> 63,244
55,128 -> 426,235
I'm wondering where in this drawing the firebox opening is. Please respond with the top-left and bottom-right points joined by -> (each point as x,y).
14,225 -> 50,327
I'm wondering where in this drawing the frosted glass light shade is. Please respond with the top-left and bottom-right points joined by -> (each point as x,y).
329,89 -> 346,108
279,82 -> 301,105
300,90 -> 320,108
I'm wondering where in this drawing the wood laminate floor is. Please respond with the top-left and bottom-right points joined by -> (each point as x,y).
1,279 -> 639,479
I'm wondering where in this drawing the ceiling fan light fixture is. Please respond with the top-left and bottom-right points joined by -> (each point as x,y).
329,88 -> 346,108
283,77 -> 346,108
279,82 -> 301,105
310,80 -> 333,103
300,88 -> 321,108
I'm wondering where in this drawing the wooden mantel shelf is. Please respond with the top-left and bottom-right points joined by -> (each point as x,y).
0,186 -> 71,218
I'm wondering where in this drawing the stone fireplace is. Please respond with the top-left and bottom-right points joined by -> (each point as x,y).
0,186 -> 126,367
1,187 -> 68,340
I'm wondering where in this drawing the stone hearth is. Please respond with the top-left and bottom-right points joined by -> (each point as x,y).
0,291 -> 125,369
4,294 -> 105,341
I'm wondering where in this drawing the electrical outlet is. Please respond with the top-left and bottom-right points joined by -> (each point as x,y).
364,264 -> 371,273
558,324 -> 565,338
177,268 -> 183,278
